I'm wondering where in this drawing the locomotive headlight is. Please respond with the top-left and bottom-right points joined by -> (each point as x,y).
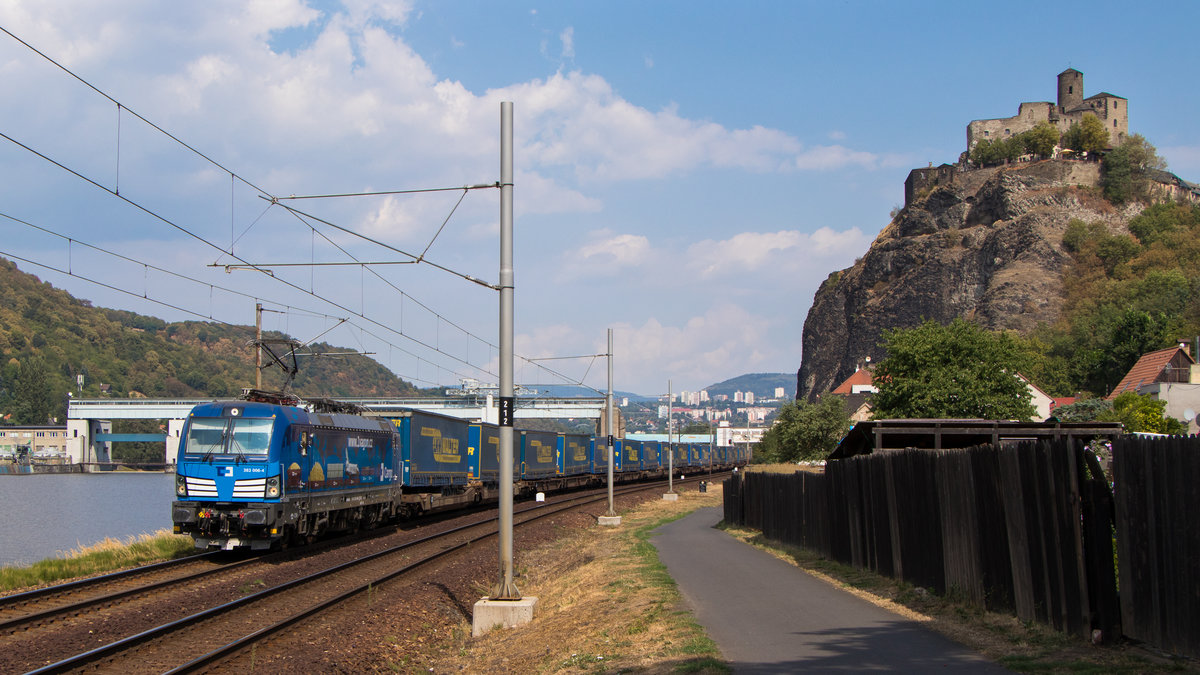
176,474 -> 187,496
266,475 -> 280,498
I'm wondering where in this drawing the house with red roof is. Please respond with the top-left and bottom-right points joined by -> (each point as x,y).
825,365 -> 878,423
1108,343 -> 1200,433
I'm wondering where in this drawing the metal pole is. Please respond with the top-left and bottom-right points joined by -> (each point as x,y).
606,328 -> 615,516
255,302 -> 263,390
494,101 -> 519,600
667,380 -> 674,493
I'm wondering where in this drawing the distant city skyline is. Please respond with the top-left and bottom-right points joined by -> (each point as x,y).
1,2 -> 1196,394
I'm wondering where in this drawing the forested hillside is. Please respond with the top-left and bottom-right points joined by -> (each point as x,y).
1027,201 -> 1200,396
0,258 -> 420,424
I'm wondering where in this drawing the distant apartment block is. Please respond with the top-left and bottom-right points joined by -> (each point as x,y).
0,426 -> 82,460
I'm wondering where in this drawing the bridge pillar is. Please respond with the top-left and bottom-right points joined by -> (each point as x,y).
166,419 -> 185,465
66,419 -> 112,472
483,394 -> 499,424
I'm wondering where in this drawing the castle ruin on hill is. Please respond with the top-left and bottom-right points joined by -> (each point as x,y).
967,68 -> 1128,152
905,69 -> 1128,206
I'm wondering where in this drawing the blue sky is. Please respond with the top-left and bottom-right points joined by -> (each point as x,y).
1,1 -> 1197,396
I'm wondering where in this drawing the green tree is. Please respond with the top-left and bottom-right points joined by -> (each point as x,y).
1062,113 -> 1110,154
1101,392 -> 1185,434
1103,134 -> 1167,204
11,357 -> 56,424
1049,398 -> 1113,423
871,318 -> 1038,420
970,139 -> 1003,166
758,396 -> 850,462
1024,122 -> 1060,158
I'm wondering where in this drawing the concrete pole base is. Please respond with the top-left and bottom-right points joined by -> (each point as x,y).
662,492 -> 679,502
598,515 -> 622,527
472,596 -> 539,637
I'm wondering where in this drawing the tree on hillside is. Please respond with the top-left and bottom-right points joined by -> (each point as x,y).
871,318 -> 1037,420
10,357 -> 57,424
757,396 -> 850,462
1062,114 -> 1109,154
1102,134 -> 1167,205
1024,122 -> 1061,158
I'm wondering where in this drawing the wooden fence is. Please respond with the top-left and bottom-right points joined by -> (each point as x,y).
724,435 -> 1197,658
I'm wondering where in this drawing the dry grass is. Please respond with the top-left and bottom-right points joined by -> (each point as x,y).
422,488 -> 731,673
745,462 -> 825,474
0,529 -> 195,593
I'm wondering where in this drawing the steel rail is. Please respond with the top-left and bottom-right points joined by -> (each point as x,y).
0,555 -> 258,634
29,475 -> 721,674
0,551 -> 220,611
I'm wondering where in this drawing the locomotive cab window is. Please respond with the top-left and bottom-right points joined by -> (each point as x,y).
231,418 -> 273,456
184,418 -> 227,457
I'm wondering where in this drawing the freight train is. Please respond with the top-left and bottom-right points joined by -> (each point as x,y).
171,391 -> 746,551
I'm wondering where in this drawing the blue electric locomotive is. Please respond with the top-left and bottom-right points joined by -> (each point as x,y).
171,397 -> 401,550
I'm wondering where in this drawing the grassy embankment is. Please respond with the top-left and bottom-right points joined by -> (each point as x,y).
0,530 -> 194,593
417,488 -> 730,673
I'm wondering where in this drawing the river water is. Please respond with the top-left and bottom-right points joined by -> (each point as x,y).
0,473 -> 176,568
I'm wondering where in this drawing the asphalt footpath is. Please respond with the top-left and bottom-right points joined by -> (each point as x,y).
651,506 -> 1011,673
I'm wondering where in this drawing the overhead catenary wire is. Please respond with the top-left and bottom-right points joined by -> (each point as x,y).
0,209 -> 484,387
0,26 -> 589,393
0,128 -> 495,381
0,27 -> 499,380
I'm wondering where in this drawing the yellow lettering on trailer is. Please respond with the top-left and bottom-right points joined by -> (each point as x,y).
532,439 -> 553,464
571,441 -> 587,461
422,426 -> 462,463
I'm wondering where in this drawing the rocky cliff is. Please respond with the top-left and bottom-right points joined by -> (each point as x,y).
797,159 -> 1141,401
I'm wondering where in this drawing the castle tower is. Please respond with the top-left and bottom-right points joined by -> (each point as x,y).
1057,68 -> 1083,113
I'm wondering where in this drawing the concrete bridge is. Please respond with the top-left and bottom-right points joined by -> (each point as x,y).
66,396 -> 606,468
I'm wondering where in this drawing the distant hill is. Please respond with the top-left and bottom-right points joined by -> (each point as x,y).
0,257 -> 420,422
704,373 -> 794,400
527,384 -> 654,403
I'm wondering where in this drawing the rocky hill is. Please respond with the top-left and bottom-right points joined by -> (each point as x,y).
797,159 -> 1155,401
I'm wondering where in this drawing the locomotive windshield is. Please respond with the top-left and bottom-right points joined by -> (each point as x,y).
230,418 -> 273,456
185,419 -> 226,457
183,417 -> 274,458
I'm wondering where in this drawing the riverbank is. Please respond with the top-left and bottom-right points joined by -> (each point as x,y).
0,530 -> 194,593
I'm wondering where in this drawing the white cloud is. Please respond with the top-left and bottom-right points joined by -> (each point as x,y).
502,304 -> 789,394
560,26 -> 575,61
605,305 -> 781,392
571,230 -> 651,268
793,145 -> 880,170
686,227 -> 869,277
828,130 -> 847,141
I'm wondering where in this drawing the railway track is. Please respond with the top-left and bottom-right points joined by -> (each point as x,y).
8,474 -> 723,673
